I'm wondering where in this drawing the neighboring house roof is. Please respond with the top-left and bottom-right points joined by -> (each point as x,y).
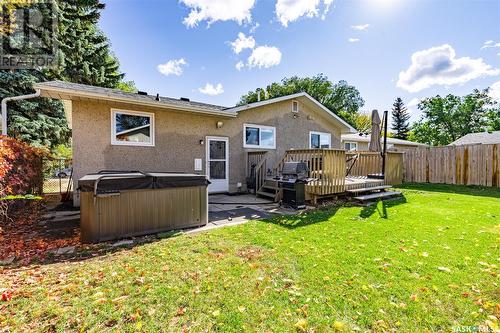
449,131 -> 500,146
341,133 -> 427,147
33,80 -> 235,117
32,81 -> 356,133
229,92 -> 356,133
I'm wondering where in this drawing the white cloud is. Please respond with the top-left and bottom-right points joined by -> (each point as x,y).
348,38 -> 360,43
397,44 -> 500,93
275,0 -> 333,27
180,0 -> 255,27
157,58 -> 187,76
481,40 -> 500,50
230,32 -> 255,54
247,46 -> 282,69
235,61 -> 245,71
351,23 -> 369,30
490,81 -> 500,102
198,83 -> 224,96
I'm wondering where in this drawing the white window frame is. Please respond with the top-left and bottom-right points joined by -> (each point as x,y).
344,141 -> 358,151
292,100 -> 299,113
309,131 -> 331,149
243,124 -> 276,149
111,109 -> 155,147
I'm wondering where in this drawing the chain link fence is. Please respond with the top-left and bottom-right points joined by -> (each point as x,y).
42,158 -> 73,195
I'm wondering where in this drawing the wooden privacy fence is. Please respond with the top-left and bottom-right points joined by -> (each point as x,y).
404,144 -> 500,187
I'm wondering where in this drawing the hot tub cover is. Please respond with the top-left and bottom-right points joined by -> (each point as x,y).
78,172 -> 209,193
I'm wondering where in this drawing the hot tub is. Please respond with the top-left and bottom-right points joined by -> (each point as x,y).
78,171 -> 209,243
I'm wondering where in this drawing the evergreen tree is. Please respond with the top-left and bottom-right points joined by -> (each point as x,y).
391,97 -> 411,140
1,0 -> 127,148
0,70 -> 70,148
55,0 -> 124,87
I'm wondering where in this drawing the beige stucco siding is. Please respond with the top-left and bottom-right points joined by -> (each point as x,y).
71,98 -> 344,202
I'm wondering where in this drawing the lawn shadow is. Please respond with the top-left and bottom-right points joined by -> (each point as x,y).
397,183 -> 500,199
359,195 -> 407,219
262,205 -> 342,229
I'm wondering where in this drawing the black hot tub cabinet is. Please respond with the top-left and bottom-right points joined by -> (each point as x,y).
78,172 -> 209,243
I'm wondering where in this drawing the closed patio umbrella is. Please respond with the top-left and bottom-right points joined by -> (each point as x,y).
369,110 -> 382,152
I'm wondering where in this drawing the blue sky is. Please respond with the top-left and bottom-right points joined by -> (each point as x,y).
99,0 -> 500,123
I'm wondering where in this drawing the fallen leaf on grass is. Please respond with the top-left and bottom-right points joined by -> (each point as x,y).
1,290 -> 13,302
176,307 -> 186,316
437,266 -> 451,273
294,318 -> 307,332
333,321 -> 345,331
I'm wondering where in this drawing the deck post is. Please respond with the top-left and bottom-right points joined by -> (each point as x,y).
381,110 -> 389,177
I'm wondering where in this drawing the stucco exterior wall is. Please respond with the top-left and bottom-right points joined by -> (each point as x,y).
71,97 -> 344,203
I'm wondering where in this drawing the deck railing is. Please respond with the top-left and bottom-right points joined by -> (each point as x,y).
274,149 -> 346,196
346,151 -> 404,185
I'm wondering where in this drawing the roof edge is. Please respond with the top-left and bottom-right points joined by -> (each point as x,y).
227,92 -> 357,133
32,82 -> 236,118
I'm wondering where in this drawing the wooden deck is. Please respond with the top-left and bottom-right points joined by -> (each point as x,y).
250,149 -> 404,203
344,176 -> 385,191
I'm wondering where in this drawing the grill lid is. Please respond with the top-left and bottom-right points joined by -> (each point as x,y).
281,162 -> 309,177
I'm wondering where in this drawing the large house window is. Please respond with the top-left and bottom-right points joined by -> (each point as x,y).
244,124 -> 276,149
344,142 -> 358,151
111,109 -> 154,146
309,131 -> 331,149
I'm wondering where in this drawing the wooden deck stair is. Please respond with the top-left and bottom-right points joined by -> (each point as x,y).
256,178 -> 279,202
347,184 -> 402,203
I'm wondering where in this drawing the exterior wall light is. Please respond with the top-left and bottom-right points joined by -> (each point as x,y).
216,121 -> 224,128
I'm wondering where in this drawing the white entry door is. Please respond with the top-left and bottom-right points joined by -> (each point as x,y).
206,136 -> 229,193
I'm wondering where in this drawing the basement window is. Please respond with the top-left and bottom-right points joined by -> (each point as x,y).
310,131 -> 331,149
244,124 -> 276,149
111,109 -> 155,147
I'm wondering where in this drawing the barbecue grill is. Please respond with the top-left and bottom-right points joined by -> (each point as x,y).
278,161 -> 310,209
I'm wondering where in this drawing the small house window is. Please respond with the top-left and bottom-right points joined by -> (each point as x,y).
111,109 -> 154,146
309,131 -> 331,149
292,100 -> 299,113
244,124 -> 276,149
344,142 -> 358,151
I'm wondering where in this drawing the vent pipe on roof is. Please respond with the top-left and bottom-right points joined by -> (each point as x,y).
257,88 -> 261,102
1,89 -> 41,136
155,93 -> 160,101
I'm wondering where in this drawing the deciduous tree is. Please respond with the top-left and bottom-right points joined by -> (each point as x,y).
238,74 -> 364,127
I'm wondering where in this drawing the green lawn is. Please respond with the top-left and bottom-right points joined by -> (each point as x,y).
1,184 -> 499,332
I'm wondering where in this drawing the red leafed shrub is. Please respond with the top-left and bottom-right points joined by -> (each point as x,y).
0,135 -> 47,197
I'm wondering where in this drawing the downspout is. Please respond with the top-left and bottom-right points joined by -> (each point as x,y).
1,89 -> 41,136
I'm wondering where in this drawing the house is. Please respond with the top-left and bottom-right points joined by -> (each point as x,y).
32,81 -> 356,205
341,133 -> 427,151
449,131 -> 500,146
